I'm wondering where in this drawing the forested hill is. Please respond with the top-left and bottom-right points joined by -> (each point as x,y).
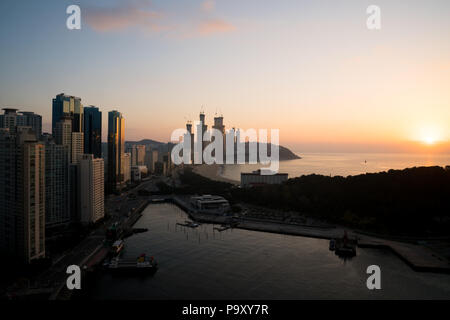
233,166 -> 450,236
112,139 -> 301,161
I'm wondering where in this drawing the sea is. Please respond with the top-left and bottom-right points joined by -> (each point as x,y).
85,153 -> 450,299
218,152 -> 450,181
86,203 -> 450,300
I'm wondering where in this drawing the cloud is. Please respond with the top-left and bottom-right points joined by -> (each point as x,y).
201,0 -> 215,13
83,1 -> 236,37
84,3 -> 163,33
197,19 -> 236,35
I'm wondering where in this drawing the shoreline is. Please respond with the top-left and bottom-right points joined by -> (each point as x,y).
193,164 -> 240,185
168,196 -> 450,274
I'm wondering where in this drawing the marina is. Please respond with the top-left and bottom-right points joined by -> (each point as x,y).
85,202 -> 450,300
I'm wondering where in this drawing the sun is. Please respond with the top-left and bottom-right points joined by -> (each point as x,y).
418,126 -> 441,145
422,136 -> 436,145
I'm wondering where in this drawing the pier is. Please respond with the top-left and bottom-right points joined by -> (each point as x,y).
358,237 -> 450,273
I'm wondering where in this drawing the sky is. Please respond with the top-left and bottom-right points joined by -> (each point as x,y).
0,0 -> 449,153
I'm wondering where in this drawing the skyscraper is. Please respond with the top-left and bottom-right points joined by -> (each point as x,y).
212,115 -> 225,134
43,135 -> 70,227
0,129 -> 17,256
212,115 -> 226,161
108,111 -> 125,192
0,127 -> 45,263
199,111 -> 208,163
122,152 -> 131,184
0,109 -> 42,139
130,144 -> 145,166
52,93 -> 83,134
54,116 -> 83,164
18,112 -> 42,139
77,154 -> 104,224
185,121 -> 194,164
71,132 -> 84,164
1,108 -> 19,132
54,116 -> 72,148
151,149 -> 158,172
83,106 -> 102,158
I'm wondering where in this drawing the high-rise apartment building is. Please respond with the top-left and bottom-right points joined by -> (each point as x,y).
0,127 -> 45,263
77,154 -> 104,224
43,135 -> 70,227
18,112 -> 42,139
152,150 -> 159,172
54,116 -> 72,149
130,144 -> 145,166
1,108 -> 20,132
122,152 -> 131,183
0,129 -> 17,256
71,132 -> 84,164
0,109 -> 42,139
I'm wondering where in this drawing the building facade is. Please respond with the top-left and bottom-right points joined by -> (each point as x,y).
77,154 -> 104,224
52,93 -> 83,134
130,144 -> 146,166
0,128 -> 45,263
83,106 -> 102,158
122,152 -> 131,183
71,132 -> 84,164
107,111 -> 125,192
240,169 -> 288,187
0,109 -> 42,139
44,136 -> 70,227
18,112 -> 42,139
54,116 -> 72,151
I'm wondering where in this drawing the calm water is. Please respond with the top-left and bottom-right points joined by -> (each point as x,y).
88,203 -> 450,299
220,153 -> 450,181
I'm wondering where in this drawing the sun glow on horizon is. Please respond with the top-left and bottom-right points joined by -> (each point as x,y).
423,136 -> 436,145
417,126 -> 443,146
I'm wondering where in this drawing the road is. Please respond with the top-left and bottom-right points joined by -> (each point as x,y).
7,177 -> 162,299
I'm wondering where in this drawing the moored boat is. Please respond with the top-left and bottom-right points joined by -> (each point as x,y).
334,231 -> 357,257
103,254 -> 158,275
329,239 -> 336,251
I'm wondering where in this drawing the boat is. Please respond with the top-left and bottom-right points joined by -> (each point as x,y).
329,239 -> 336,251
334,231 -> 357,257
103,254 -> 158,275
214,224 -> 231,232
176,221 -> 200,228
185,220 -> 199,227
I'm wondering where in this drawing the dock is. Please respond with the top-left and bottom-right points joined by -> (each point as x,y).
358,237 -> 450,273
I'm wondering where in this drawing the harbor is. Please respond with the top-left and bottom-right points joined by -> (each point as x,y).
25,188 -> 450,300
86,202 -> 450,300
168,195 -> 450,274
